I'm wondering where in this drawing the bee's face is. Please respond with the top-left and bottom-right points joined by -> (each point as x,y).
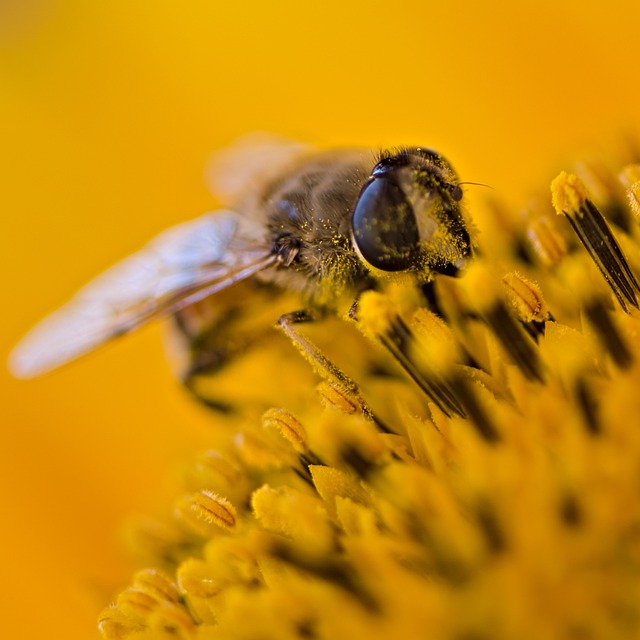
351,148 -> 471,275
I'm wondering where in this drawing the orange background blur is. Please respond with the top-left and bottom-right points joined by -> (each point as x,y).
1,1 -> 639,637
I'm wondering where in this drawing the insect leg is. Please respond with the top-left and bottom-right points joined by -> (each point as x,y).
277,310 -> 391,432
170,298 -> 271,414
175,318 -> 250,414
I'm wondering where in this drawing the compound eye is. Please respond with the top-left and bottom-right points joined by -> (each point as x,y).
352,177 -> 419,272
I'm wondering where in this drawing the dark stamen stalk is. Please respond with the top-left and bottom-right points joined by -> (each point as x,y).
552,172 -> 640,312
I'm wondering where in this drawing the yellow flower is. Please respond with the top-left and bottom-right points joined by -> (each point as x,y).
96,152 -> 640,640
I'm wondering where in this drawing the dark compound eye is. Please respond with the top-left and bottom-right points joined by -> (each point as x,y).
351,177 -> 420,271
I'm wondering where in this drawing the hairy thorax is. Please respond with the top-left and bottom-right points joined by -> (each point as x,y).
241,149 -> 377,306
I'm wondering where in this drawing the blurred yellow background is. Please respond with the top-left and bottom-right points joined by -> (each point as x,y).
1,1 -> 639,637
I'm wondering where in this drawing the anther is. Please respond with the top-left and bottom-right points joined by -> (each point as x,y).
552,171 -> 640,312
527,216 -> 568,267
262,408 -> 308,453
176,490 -> 237,536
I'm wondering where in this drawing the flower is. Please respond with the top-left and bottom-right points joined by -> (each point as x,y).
98,149 -> 640,640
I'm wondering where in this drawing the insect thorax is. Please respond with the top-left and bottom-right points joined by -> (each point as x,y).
258,150 -> 376,305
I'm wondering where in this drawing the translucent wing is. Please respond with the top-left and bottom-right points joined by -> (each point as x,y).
9,210 -> 275,378
205,132 -> 309,205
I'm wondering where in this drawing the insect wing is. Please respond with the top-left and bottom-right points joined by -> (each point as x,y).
205,132 -> 309,205
9,210 -> 274,378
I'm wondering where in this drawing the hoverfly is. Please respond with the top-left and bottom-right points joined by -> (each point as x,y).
9,134 -> 472,415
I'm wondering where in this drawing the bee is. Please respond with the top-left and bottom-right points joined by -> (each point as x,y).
9,134 -> 472,413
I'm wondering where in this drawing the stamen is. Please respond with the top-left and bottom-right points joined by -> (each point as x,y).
175,490 -> 237,536
619,165 -> 640,221
116,588 -> 158,618
270,541 -> 379,612
358,290 -> 465,417
316,381 -> 359,415
262,407 -> 308,453
190,450 -> 247,497
251,484 -> 335,551
123,516 -> 192,568
527,215 -> 568,267
551,171 -> 640,312
98,605 -> 137,640
501,272 -> 549,324
574,159 -> 630,231
617,163 -> 640,189
177,559 -> 224,599
448,371 -> 501,443
559,493 -> 584,528
583,298 -> 633,370
487,303 -> 545,381
627,182 -> 640,220
146,602 -> 195,637
309,464 -> 372,518
262,407 -> 325,482
340,442 -> 378,479
131,569 -> 180,605
573,376 -> 601,436
475,501 -> 507,553
462,264 -> 545,382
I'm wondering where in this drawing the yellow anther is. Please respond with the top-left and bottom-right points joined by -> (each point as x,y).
527,216 -> 568,266
176,490 -> 237,536
316,381 -> 359,415
262,407 -> 308,452
502,272 -> 549,322
177,559 -> 223,599
131,568 -> 180,605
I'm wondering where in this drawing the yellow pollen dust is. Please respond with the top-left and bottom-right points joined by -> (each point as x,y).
551,171 -> 589,217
